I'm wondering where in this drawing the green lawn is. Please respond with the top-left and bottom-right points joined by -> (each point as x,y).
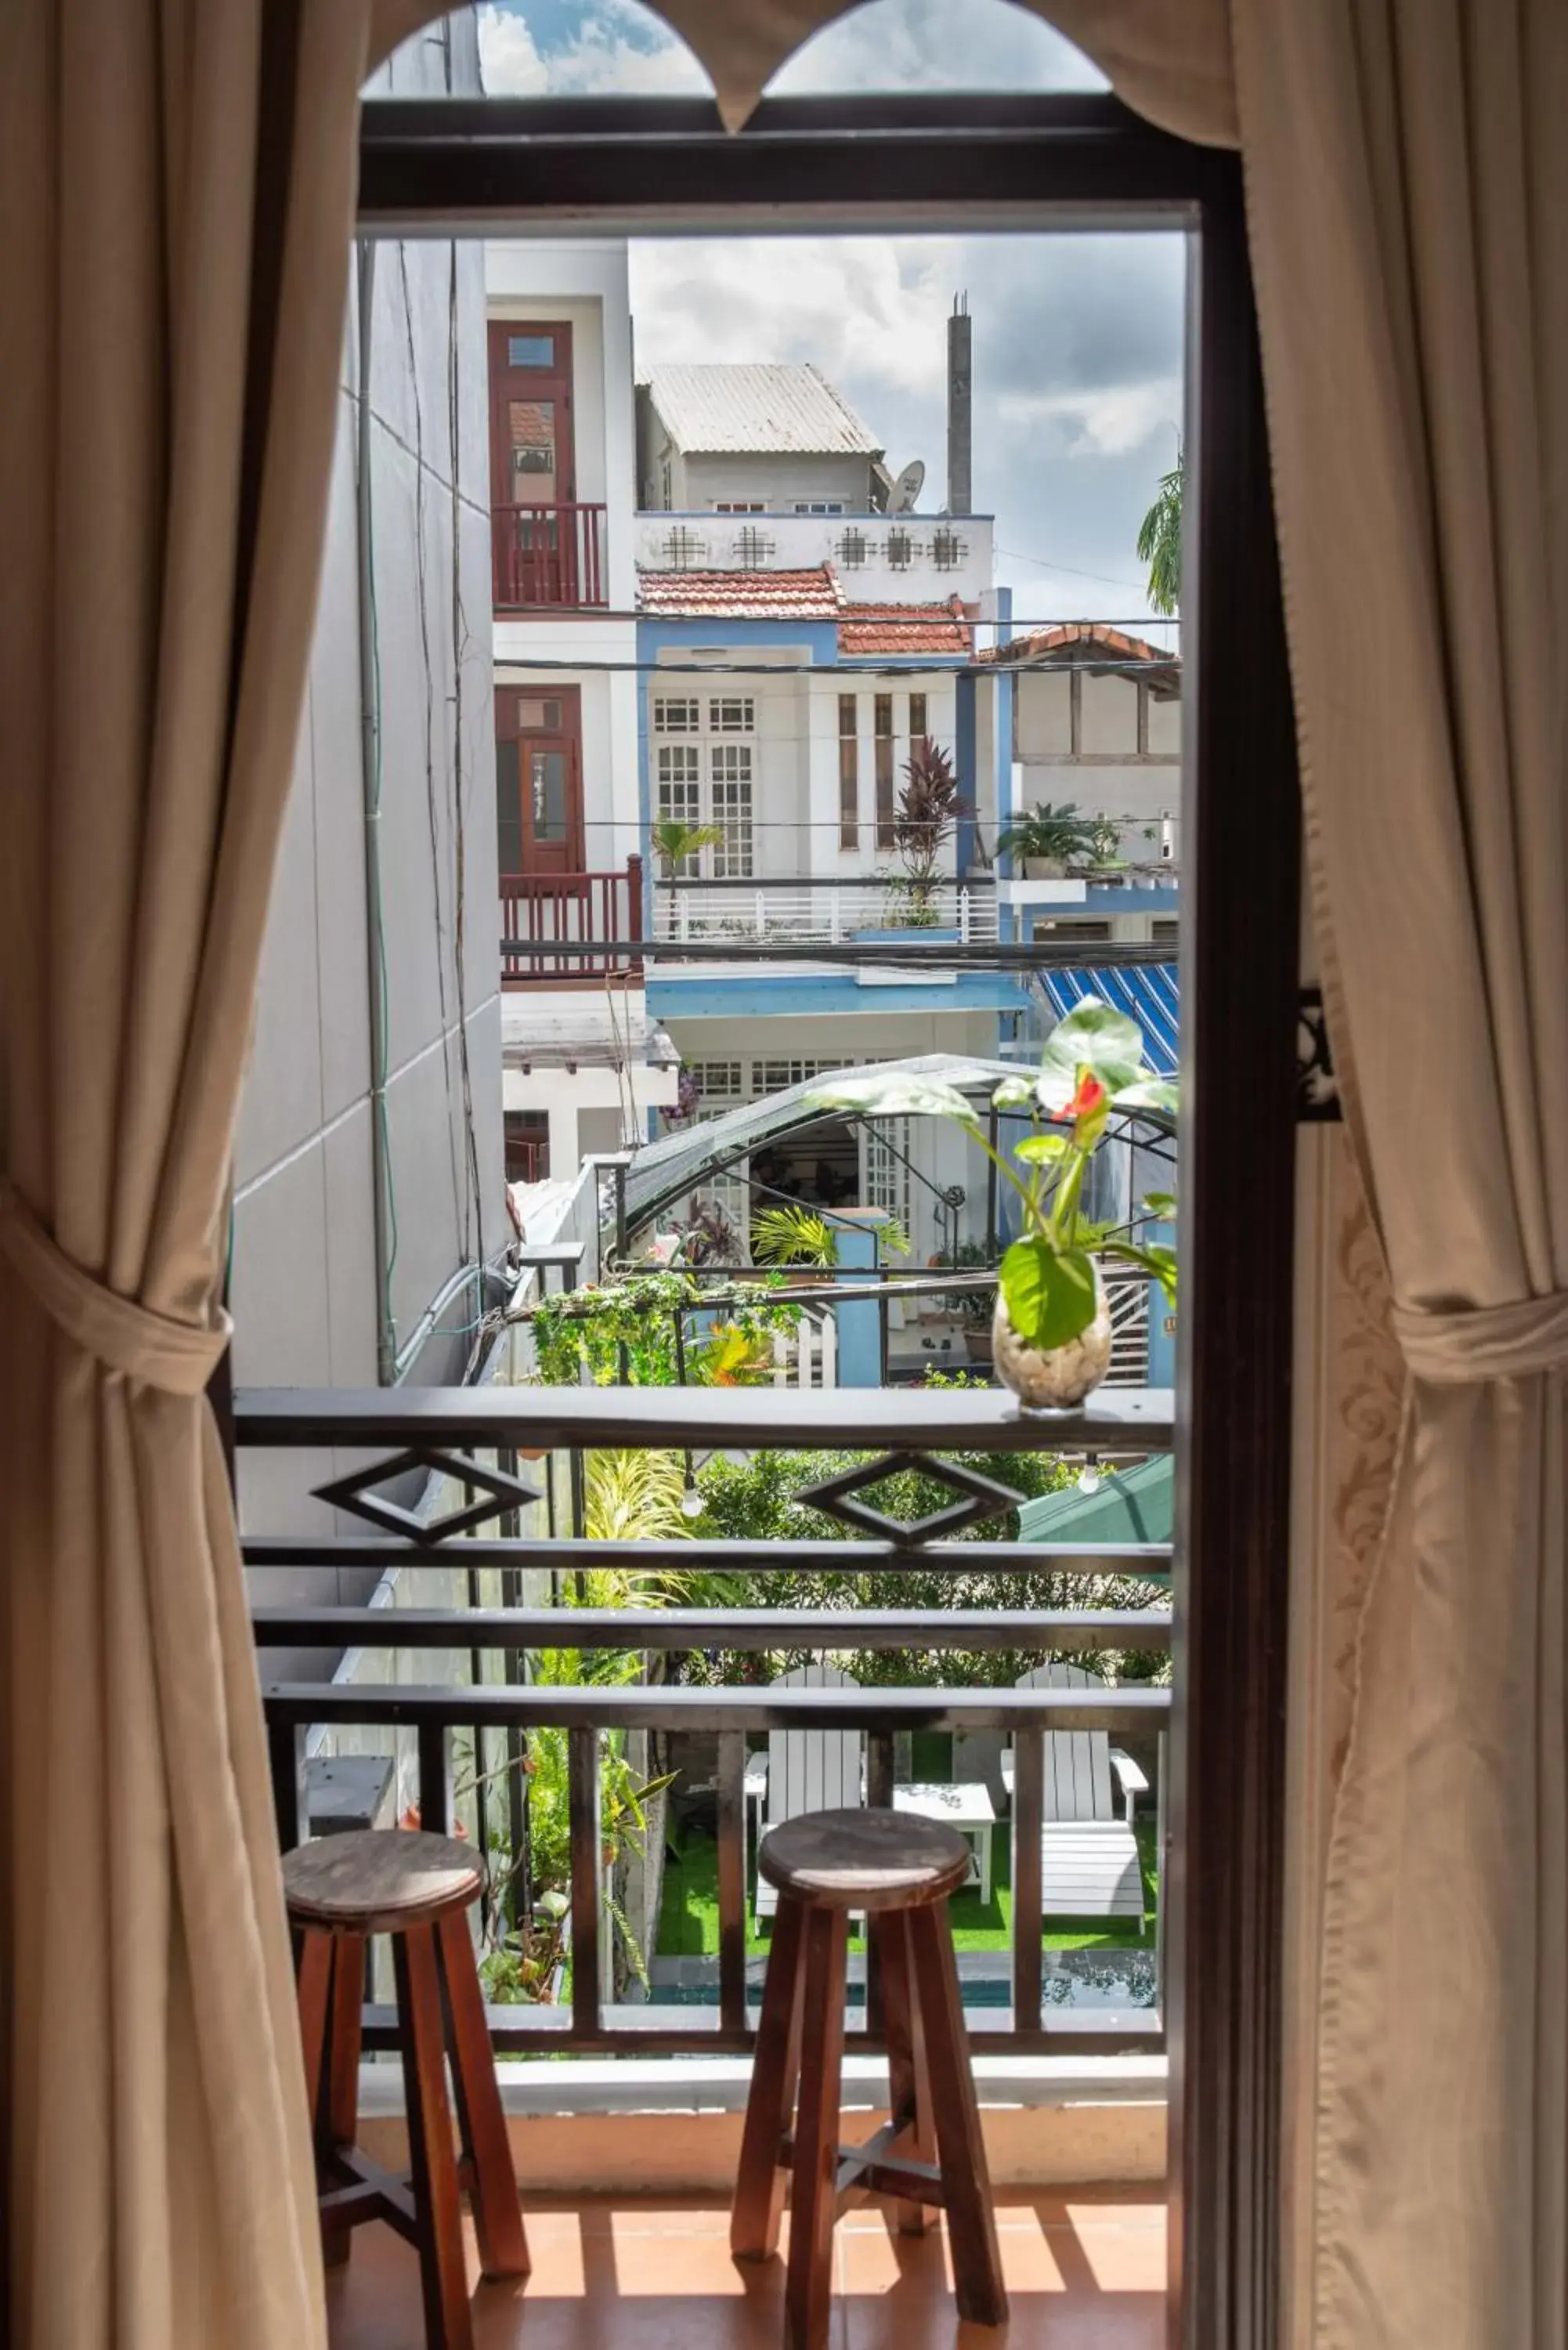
656,1814 -> 1159,1961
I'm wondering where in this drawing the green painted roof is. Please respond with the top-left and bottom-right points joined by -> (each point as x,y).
1017,1453 -> 1173,1575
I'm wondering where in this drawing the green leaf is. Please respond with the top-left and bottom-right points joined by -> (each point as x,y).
1013,1133 -> 1068,1166
999,1239 -> 1098,1350
806,1073 -> 979,1123
1115,1079 -> 1180,1115
990,1075 -> 1036,1112
1140,1191 -> 1177,1220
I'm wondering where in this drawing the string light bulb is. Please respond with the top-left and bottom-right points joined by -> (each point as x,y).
1077,1453 -> 1102,1495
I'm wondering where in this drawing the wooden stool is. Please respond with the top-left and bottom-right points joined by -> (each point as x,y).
284,1828 -> 529,2350
731,1808 -> 1008,2349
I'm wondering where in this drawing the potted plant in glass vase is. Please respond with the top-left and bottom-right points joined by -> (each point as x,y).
809,1000 -> 1176,1408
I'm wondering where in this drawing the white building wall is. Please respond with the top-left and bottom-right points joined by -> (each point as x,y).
677,450 -> 876,512
632,510 -> 995,610
233,11 -> 503,1656
1012,667 -> 1181,857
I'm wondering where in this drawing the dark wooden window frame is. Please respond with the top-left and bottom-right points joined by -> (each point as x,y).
356,91 -> 1299,2350
837,691 -> 860,850
873,689 -> 896,848
487,316 -> 576,509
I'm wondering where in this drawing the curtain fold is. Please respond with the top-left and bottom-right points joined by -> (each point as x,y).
1227,6 -> 1568,2340
0,2 -> 379,2342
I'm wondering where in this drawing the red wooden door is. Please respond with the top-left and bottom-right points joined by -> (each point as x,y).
488,321 -> 576,603
495,685 -> 584,877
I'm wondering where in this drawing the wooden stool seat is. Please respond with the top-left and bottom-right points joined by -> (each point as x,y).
734,1807 -> 1007,2350
759,1807 -> 971,1911
283,1827 -> 482,1932
286,1828 -> 528,2350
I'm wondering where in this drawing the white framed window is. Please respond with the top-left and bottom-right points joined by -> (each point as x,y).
753,1058 -> 831,1094
864,1116 -> 913,1235
708,696 -> 756,734
710,744 -> 754,878
656,745 -> 703,872
689,1061 -> 746,1101
714,500 -> 767,513
653,696 -> 700,733
649,688 -> 757,878
793,500 -> 846,515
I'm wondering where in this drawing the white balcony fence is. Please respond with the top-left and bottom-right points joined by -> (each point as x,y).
651,879 -> 999,946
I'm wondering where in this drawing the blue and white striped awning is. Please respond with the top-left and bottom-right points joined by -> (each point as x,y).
1036,964 -> 1179,1079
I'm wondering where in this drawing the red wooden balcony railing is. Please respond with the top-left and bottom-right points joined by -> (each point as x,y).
491,502 -> 608,608
500,857 -> 643,988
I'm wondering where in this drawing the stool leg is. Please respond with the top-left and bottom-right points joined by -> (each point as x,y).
322,1933 -> 365,2267
786,1905 -> 849,2350
907,1904 -> 1007,2327
438,1909 -> 530,2280
732,1892 -> 807,2259
395,1923 -> 474,2350
296,1928 -> 333,2122
875,1911 -> 934,2236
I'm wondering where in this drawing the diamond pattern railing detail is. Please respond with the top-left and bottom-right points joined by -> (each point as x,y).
792,1450 -> 1022,1548
313,1449 -> 543,1543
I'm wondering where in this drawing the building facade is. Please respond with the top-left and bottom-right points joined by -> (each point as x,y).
487,237 -> 680,1188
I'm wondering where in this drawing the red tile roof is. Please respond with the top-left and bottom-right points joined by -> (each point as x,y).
636,566 -> 845,620
980,620 -> 1180,690
837,596 -> 973,656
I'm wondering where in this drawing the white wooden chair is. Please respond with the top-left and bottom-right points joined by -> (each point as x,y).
1003,1661 -> 1148,1929
746,1664 -> 864,1924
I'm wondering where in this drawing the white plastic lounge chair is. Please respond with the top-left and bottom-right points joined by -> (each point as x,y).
1003,1661 -> 1148,1929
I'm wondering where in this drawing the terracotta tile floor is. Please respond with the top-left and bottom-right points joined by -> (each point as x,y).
326,2189 -> 1167,2350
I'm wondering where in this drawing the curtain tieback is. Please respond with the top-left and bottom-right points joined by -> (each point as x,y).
1392,1289 -> 1568,1385
0,1179 -> 230,1396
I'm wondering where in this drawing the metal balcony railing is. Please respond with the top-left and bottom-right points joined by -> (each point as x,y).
650,876 -> 999,948
492,502 -> 608,609
240,1383 -> 1173,2062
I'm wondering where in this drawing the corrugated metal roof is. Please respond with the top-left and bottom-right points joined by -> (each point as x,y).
641,364 -> 883,457
1036,964 -> 1180,1079
839,599 -> 972,656
638,566 -> 845,620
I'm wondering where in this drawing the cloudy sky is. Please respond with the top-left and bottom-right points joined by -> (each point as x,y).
477,0 -> 1186,629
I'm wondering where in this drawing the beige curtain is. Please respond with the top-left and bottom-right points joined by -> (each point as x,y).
0,2 -> 408,2343
1234,9 -> 1568,2341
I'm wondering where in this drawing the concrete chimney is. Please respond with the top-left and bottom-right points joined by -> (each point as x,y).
946,294 -> 972,516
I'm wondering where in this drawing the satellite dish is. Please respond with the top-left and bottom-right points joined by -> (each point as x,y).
887,459 -> 926,515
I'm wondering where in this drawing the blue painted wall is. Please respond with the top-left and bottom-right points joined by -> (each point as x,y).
647,970 -> 1028,1021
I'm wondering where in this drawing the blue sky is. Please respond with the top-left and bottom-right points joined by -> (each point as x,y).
477,1 -> 1185,629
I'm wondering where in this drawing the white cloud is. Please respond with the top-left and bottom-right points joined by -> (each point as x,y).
997,381 -> 1182,458
477,2 -> 710,96
768,0 -> 1107,96
630,237 -> 963,412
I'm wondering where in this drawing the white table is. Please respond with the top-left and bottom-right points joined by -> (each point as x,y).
892,1781 -> 996,1907
741,1762 -> 997,1911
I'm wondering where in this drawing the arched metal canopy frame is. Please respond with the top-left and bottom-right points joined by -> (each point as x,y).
620,1054 -> 1176,1248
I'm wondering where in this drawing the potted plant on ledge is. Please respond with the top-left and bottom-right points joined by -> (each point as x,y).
808,1000 -> 1176,1408
995,802 -> 1121,879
